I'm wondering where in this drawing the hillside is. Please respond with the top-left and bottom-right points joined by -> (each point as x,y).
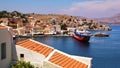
29,14 -> 111,30
0,11 -> 111,31
95,13 -> 120,25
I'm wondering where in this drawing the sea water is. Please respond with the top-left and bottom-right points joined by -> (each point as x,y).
33,26 -> 120,68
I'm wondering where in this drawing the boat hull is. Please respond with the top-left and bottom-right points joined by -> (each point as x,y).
72,34 -> 90,42
94,33 -> 109,37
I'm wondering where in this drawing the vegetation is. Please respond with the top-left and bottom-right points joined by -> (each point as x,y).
0,10 -> 10,18
0,10 -> 28,23
12,61 -> 34,68
60,23 -> 67,30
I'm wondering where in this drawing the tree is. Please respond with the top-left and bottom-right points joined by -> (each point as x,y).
12,60 -> 34,68
61,23 -> 67,30
0,10 -> 9,18
11,11 -> 21,17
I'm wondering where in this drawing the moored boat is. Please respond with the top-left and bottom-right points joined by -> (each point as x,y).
94,32 -> 109,37
72,30 -> 91,42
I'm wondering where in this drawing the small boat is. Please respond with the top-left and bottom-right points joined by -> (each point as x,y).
72,30 -> 91,42
94,32 -> 109,37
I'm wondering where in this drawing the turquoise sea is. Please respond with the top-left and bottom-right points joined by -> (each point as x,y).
33,26 -> 120,68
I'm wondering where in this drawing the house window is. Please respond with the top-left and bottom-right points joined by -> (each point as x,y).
1,43 -> 6,60
20,54 -> 24,61
20,54 -> 24,58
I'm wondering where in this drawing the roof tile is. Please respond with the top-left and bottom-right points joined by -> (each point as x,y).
16,39 -> 53,57
49,52 -> 88,68
0,25 -> 7,28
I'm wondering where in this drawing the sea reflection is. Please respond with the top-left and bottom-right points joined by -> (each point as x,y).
73,39 -> 90,48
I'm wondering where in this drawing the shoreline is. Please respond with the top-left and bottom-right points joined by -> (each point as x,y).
14,34 -> 72,39
13,34 -> 72,42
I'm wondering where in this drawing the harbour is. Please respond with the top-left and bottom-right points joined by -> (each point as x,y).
26,26 -> 120,68
0,0 -> 120,68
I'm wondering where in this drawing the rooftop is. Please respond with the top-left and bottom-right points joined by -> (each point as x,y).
16,39 -> 54,57
0,25 -> 7,28
49,51 -> 88,68
16,39 -> 92,68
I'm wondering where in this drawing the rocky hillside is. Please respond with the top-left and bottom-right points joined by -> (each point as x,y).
95,13 -> 120,25
0,11 -> 111,31
29,14 -> 111,31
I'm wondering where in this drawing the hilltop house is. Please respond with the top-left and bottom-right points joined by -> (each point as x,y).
8,18 -> 23,29
54,24 -> 61,33
0,18 -> 9,26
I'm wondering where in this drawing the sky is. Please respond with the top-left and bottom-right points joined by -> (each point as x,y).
0,0 -> 120,18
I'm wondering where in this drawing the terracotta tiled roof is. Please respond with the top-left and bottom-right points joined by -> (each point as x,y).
49,52 -> 88,68
16,39 -> 53,57
0,25 -> 7,28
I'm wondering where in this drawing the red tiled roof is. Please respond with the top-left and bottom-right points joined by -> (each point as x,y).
0,25 -> 7,28
16,39 -> 53,57
49,52 -> 88,68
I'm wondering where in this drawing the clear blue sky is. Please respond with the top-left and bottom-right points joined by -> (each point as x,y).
0,0 -> 82,13
0,0 -> 120,18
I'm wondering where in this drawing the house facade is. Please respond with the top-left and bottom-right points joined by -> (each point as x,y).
0,25 -> 13,68
16,39 -> 54,68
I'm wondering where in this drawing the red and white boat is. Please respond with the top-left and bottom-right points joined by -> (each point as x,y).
72,30 -> 91,42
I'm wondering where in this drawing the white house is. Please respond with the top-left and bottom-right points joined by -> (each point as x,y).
16,39 -> 54,68
0,25 -> 13,68
67,27 -> 76,35
16,39 -> 92,68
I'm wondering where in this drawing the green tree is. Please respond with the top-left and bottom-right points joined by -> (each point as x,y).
12,60 -> 34,68
61,23 -> 67,30
11,11 -> 21,17
0,10 -> 9,18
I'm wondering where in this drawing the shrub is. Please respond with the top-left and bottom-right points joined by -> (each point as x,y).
12,60 -> 34,68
